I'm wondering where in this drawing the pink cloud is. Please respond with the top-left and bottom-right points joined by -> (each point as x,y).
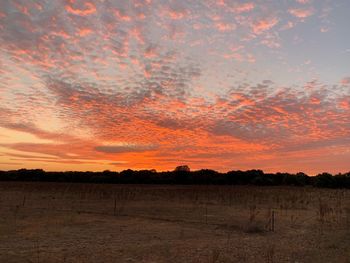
296,0 -> 311,4
231,2 -> 255,13
217,1 -> 255,13
223,52 -> 255,63
281,21 -> 295,30
320,27 -> 330,33
216,0 -> 225,6
289,8 -> 314,18
260,33 -> 281,48
114,9 -> 131,22
215,22 -> 236,32
144,45 -> 158,58
165,7 -> 189,20
130,26 -> 145,44
252,17 -> 279,34
340,77 -> 350,85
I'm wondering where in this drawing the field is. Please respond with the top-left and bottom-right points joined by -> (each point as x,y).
0,182 -> 349,263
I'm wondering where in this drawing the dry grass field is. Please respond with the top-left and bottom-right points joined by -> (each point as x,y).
0,182 -> 349,263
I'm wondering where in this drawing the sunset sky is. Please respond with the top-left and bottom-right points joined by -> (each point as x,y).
0,0 -> 349,174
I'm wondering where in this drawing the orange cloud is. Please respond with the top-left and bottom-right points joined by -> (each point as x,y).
66,2 -> 96,16
77,28 -> 93,37
338,99 -> 349,110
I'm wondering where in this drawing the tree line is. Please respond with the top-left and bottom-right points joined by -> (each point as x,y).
0,168 -> 349,188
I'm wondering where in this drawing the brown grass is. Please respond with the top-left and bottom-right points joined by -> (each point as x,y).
0,182 -> 349,262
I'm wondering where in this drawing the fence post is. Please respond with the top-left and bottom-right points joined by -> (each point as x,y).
114,197 -> 117,216
205,203 -> 208,224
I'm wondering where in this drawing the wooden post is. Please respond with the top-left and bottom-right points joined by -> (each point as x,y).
114,197 -> 117,216
205,204 -> 208,224
271,210 -> 275,232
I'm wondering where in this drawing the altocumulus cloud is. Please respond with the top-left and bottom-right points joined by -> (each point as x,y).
1,0 -> 350,173
95,144 -> 159,154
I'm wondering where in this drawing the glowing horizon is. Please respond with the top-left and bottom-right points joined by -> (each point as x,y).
0,0 -> 349,175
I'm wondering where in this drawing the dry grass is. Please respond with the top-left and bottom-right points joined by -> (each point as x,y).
0,182 -> 349,262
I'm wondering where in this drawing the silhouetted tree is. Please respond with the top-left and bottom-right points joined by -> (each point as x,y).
174,165 -> 190,172
314,173 -> 336,188
0,168 -> 348,188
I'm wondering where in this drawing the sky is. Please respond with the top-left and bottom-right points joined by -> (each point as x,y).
0,0 -> 349,174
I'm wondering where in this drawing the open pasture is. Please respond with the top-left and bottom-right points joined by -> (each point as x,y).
0,182 -> 349,262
